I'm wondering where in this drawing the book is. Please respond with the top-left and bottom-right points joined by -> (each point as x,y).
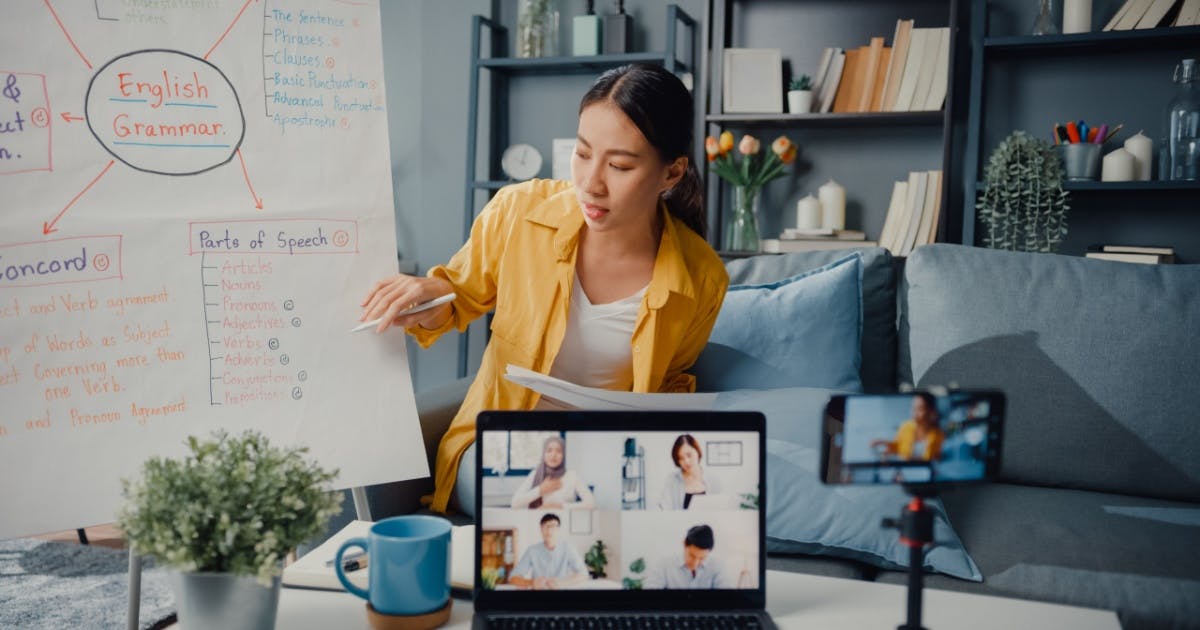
908,28 -> 943,113
810,47 -> 837,111
1091,244 -> 1176,263
856,37 -> 886,113
1105,0 -> 1137,29
912,169 -> 942,253
780,227 -> 867,240
817,49 -> 846,113
282,520 -> 475,592
881,19 -> 915,112
761,238 -> 878,253
1102,244 -> 1175,255
892,27 -> 930,111
894,170 -> 928,255
878,180 -> 909,252
832,48 -> 862,113
868,47 -> 892,112
924,171 -> 944,245
1135,0 -> 1179,27
1114,0 -> 1156,29
921,28 -> 951,111
1085,251 -> 1168,264
1175,0 -> 1200,25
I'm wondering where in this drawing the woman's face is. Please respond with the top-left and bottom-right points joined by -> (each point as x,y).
913,397 -> 936,427
676,443 -> 700,473
572,102 -> 685,235
544,440 -> 564,468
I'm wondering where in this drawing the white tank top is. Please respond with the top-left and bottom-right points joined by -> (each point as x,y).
536,275 -> 646,409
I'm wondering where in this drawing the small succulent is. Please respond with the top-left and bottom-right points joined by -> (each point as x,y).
789,75 -> 812,91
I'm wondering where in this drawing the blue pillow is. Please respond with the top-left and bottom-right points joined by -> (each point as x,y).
693,252 -> 863,392
715,387 -> 983,581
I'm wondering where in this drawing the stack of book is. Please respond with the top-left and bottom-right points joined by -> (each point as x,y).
761,228 -> 876,253
1085,245 -> 1176,264
1104,0 -> 1197,29
878,170 -> 943,257
809,20 -> 951,114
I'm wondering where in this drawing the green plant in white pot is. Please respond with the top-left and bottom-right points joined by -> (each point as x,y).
118,430 -> 341,630
976,130 -> 1071,252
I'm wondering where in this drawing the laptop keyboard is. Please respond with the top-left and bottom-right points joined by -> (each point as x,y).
484,614 -> 764,629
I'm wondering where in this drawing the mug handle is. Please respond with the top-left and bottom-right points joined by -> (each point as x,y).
334,537 -> 370,600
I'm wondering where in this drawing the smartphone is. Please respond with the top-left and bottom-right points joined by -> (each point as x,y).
819,391 -> 1005,485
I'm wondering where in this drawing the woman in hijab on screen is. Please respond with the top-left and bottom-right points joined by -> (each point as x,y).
510,435 -> 596,509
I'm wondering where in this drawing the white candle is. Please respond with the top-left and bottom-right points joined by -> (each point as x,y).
796,194 -> 822,229
1063,0 -> 1092,34
1123,132 -> 1153,181
818,180 -> 846,230
1101,147 -> 1134,182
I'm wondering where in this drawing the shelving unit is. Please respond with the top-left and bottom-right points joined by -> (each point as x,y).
457,5 -> 698,377
700,0 -> 971,254
961,0 -> 1200,260
480,528 -> 517,585
621,445 -> 646,510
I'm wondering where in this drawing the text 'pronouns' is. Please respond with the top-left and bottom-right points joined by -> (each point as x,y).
188,219 -> 358,256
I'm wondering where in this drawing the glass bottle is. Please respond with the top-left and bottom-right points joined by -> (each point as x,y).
517,0 -> 557,58
1163,58 -> 1200,181
1032,0 -> 1059,35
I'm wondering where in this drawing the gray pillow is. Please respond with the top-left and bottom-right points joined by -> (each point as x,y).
900,244 -> 1200,501
724,247 -> 896,393
714,387 -> 982,581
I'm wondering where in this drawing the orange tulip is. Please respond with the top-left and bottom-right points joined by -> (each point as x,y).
738,135 -> 760,155
718,131 -> 734,154
780,145 -> 797,164
705,136 -> 720,159
771,136 -> 793,158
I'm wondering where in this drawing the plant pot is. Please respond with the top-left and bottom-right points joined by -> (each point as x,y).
170,571 -> 281,630
787,90 -> 813,114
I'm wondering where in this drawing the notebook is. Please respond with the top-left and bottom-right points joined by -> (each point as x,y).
473,410 -> 775,629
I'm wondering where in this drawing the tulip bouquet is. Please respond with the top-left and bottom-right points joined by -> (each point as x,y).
705,131 -> 797,251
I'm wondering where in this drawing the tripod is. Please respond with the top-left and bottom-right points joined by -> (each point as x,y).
881,485 -> 939,630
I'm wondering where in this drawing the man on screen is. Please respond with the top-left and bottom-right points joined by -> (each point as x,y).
645,525 -> 736,589
508,513 -> 587,590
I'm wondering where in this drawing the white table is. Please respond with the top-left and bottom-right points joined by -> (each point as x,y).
273,570 -> 1120,629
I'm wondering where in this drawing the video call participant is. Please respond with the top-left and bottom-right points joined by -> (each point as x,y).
508,513 -> 587,590
657,434 -> 721,510
358,63 -> 729,516
871,393 -> 945,461
644,525 -> 734,589
510,435 -> 596,509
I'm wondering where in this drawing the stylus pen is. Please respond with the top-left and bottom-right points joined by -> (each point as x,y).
351,292 -> 457,333
325,550 -> 365,566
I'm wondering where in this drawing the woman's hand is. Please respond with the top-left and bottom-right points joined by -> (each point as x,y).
538,477 -> 564,496
359,274 -> 455,333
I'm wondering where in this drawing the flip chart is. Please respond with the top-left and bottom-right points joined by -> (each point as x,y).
0,0 -> 426,539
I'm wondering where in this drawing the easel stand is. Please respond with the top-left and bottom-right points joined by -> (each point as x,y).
126,486 -> 373,630
882,485 -> 938,630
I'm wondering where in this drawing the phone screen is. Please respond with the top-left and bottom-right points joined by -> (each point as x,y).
820,391 -> 1005,485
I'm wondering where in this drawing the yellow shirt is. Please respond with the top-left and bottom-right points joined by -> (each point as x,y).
409,179 -> 729,513
890,419 -> 946,462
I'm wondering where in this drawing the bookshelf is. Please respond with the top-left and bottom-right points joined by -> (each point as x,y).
480,528 -> 517,585
961,0 -> 1200,262
701,0 -> 971,253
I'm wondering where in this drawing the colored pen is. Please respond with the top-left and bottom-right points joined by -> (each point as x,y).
352,292 -> 457,333
1055,124 -> 1070,144
1103,123 -> 1124,143
344,556 -> 369,573
1065,121 -> 1081,144
1093,124 -> 1108,144
1078,121 -> 1089,143
1053,124 -> 1062,144
1086,128 -> 1098,143
325,550 -> 365,566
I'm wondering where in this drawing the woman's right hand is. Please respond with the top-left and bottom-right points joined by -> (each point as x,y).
538,477 -> 564,496
359,274 -> 455,333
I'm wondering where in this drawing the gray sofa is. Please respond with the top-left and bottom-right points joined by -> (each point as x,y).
370,244 -> 1199,629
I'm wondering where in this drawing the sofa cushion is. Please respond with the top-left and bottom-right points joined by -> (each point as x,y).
876,483 -> 1200,630
714,387 -> 982,581
694,253 -> 863,392
723,246 -> 896,392
900,244 -> 1200,501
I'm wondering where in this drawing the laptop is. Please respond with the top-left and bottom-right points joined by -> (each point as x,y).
473,410 -> 777,630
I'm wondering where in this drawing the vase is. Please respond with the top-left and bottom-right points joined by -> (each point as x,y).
723,185 -> 761,252
170,571 -> 281,630
1032,0 -> 1059,35
787,90 -> 813,114
517,0 -> 558,58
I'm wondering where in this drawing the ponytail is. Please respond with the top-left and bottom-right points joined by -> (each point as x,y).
663,162 -> 706,239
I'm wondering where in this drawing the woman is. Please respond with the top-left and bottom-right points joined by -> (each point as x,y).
872,393 -> 945,461
656,434 -> 720,510
510,436 -> 594,509
359,64 -> 728,514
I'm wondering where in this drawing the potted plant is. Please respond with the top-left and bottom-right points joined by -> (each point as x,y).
118,430 -> 341,630
787,75 -> 813,113
622,557 -> 646,590
704,131 -> 797,251
584,539 -> 609,579
976,130 -> 1071,252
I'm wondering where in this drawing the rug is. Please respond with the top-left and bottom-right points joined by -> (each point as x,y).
0,538 -> 175,630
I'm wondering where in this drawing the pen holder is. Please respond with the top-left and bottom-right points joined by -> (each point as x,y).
1057,143 -> 1101,181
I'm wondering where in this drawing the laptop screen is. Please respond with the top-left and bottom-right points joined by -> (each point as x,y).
475,411 -> 766,613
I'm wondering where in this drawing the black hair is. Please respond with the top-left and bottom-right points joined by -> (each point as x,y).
671,434 -> 702,468
916,392 -> 939,416
684,524 -> 714,550
540,513 -> 561,526
580,63 -> 706,238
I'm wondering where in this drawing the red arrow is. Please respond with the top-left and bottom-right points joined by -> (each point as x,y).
44,160 -> 115,235
236,149 -> 263,210
60,112 -> 84,123
205,0 -> 258,61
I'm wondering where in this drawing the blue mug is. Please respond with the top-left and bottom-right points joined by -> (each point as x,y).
335,515 -> 452,616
